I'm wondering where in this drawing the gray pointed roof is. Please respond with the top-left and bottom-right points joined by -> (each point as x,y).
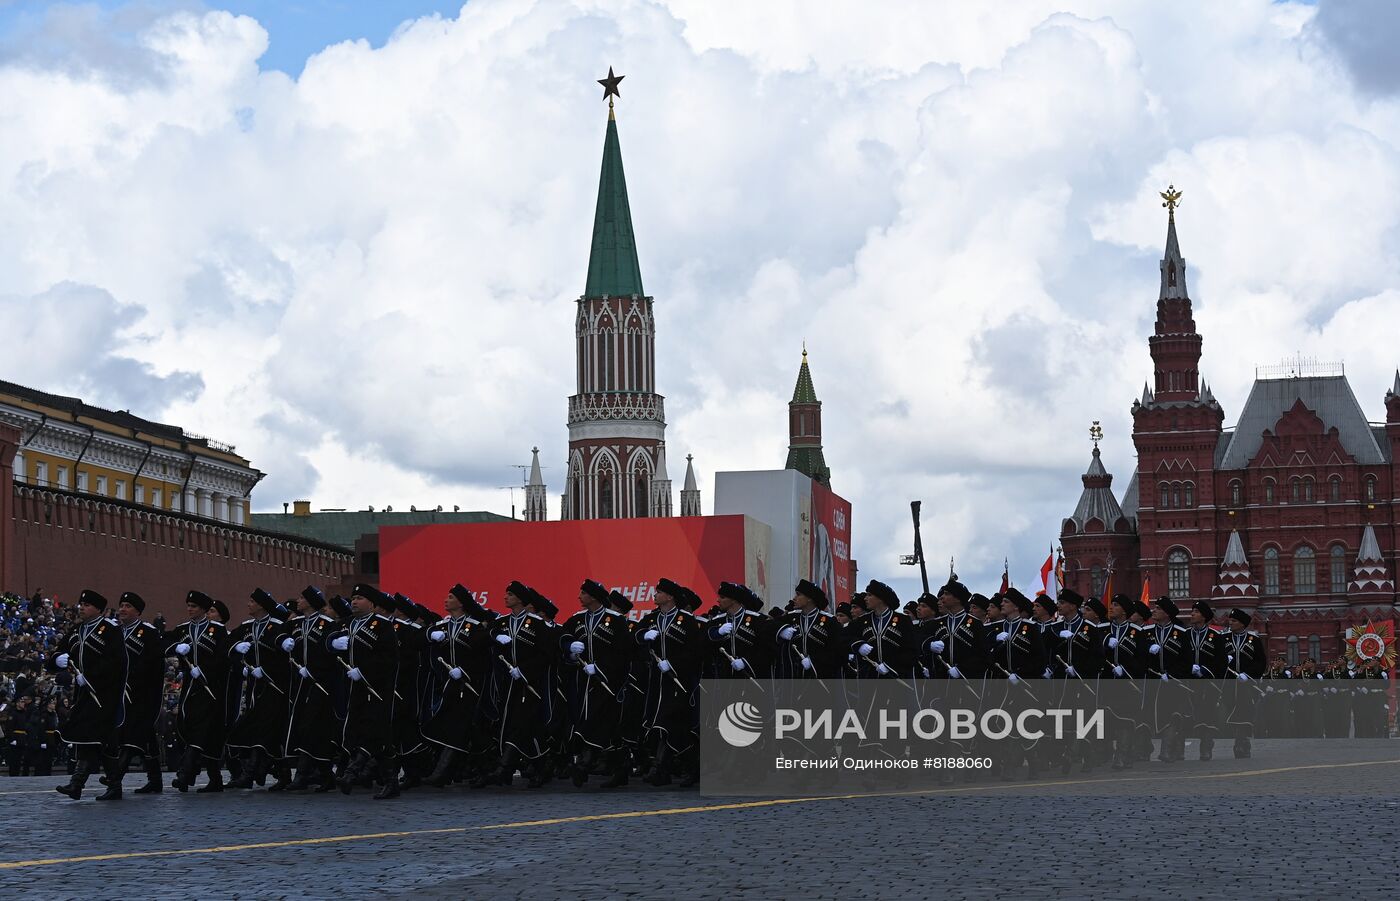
654,444 -> 669,482
1068,448 -> 1128,532
1119,472 -> 1139,527
528,447 -> 544,487
1160,213 -> 1188,301
1359,524 -> 1383,563
1222,529 -> 1248,566
683,454 -> 698,492
1217,375 -> 1387,469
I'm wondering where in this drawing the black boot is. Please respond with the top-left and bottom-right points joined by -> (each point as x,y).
425,748 -> 457,788
95,750 -> 127,801
338,751 -> 372,795
571,748 -> 597,788
171,748 -> 201,792
645,744 -> 673,787
197,762 -> 224,792
373,758 -> 400,800
228,750 -> 258,789
313,763 -> 335,793
267,761 -> 292,792
288,753 -> 316,790
55,756 -> 94,800
134,756 -> 163,794
1199,737 -> 1214,762
599,749 -> 630,789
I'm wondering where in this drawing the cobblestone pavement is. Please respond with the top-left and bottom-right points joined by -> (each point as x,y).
0,740 -> 1395,900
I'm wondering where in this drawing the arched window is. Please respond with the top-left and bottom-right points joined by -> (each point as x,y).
1090,565 -> 1104,598
1184,481 -> 1195,508
1329,476 -> 1342,502
1264,479 -> 1275,504
1168,261 -> 1177,287
1330,544 -> 1347,595
1290,477 -> 1301,502
1365,476 -> 1377,502
1303,477 -> 1314,502
571,471 -> 581,520
599,471 -> 614,519
1263,547 -> 1280,596
1229,480 -> 1242,506
634,472 -> 648,518
1294,546 -> 1316,595
1167,549 -> 1191,599
1286,635 -> 1299,667
1158,482 -> 1171,509
1308,635 -> 1322,663
1172,483 -> 1182,509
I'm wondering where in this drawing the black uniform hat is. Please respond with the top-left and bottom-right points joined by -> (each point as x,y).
449,583 -> 473,605
865,580 -> 899,609
187,589 -> 215,611
795,579 -> 829,610
836,602 -> 852,617
211,599 -> 231,623
1085,597 -> 1108,620
413,603 -> 438,624
1058,588 -> 1084,607
1153,596 -> 1179,619
301,586 -> 327,610
717,582 -> 748,605
656,578 -> 685,601
849,592 -> 870,612
1228,608 -> 1252,628
329,595 -> 352,619
581,579 -> 609,605
391,592 -> 413,614
528,589 -> 558,620
1132,599 -> 1151,620
680,588 -> 705,613
1109,593 -> 1133,613
351,583 -> 388,606
250,587 -> 279,616
938,578 -> 972,604
608,590 -> 634,614
1011,593 -> 1035,616
1192,600 -> 1214,622
78,589 -> 108,611
967,593 -> 992,612
1034,595 -> 1056,616
505,580 -> 530,601
119,591 -> 146,614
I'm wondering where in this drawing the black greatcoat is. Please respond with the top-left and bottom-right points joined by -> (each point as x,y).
226,615 -> 291,756
636,607 -> 703,754
773,609 -> 844,679
706,609 -> 777,678
422,615 -> 491,754
333,614 -> 399,757
284,611 -> 341,761
850,609 -> 916,679
53,617 -> 126,746
166,618 -> 231,758
114,620 -> 166,755
559,607 -> 631,751
490,612 -> 555,759
927,609 -> 988,679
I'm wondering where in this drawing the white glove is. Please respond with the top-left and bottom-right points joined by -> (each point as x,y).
801,656 -> 813,671
718,622 -> 734,636
930,640 -> 946,654
1161,673 -> 1169,681
76,673 -> 87,687
174,642 -> 191,656
1066,665 -> 1078,677
494,633 -> 511,646
251,666 -> 264,679
1226,654 -> 1234,663
1383,672 -> 1389,680
996,632 -> 1009,642
1008,673 -> 1021,684
55,653 -> 69,669
1043,668 -> 1053,679
583,663 -> 597,675
1113,665 -> 1125,677
1191,664 -> 1201,676
876,662 -> 890,675
1149,643 -> 1162,655
346,667 -> 362,681
657,659 -> 672,673
1107,637 -> 1119,649
298,666 -> 311,679
1058,629 -> 1072,639
234,641 -> 252,654
847,653 -> 855,662
331,636 -> 350,651
569,641 -> 586,656
858,642 -> 874,657
1315,674 -> 1323,680
510,666 -> 523,680
947,665 -> 961,679
39,744 -> 46,749
778,626 -> 796,640
1238,673 -> 1249,682
643,629 -> 659,642
449,666 -> 464,681
281,637 -> 295,652
243,665 -> 252,677
429,630 -> 446,643
190,666 -> 203,679
731,658 -> 747,672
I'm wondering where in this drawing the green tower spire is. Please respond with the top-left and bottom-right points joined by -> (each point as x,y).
584,100 -> 644,298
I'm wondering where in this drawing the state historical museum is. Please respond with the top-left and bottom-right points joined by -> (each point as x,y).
1061,189 -> 1399,664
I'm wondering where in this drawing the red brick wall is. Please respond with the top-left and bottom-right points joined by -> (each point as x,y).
6,483 -> 352,621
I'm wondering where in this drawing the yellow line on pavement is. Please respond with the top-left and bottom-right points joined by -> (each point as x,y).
3,757 -> 1398,871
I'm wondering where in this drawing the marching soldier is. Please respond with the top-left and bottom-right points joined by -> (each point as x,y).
559,579 -> 630,786
635,578 -> 704,786
1184,600 -> 1226,760
386,593 -> 430,790
707,582 -> 776,679
52,590 -> 127,800
226,588 -> 292,789
282,587 -> 341,791
774,580 -> 843,679
991,590 -> 1047,778
926,578 -> 987,680
1144,597 -> 1191,762
329,584 -> 401,799
1104,594 -> 1147,769
481,582 -> 555,789
851,580 -> 914,679
608,590 -> 645,788
167,590 -> 232,792
1222,608 -> 1266,758
96,591 -> 166,799
422,584 -> 492,787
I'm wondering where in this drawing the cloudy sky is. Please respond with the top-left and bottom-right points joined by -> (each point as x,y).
2,0 -> 1398,598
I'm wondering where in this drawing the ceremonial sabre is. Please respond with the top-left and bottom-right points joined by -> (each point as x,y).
339,657 -> 384,701
67,658 -> 103,709
718,646 -> 765,693
496,654 -> 542,700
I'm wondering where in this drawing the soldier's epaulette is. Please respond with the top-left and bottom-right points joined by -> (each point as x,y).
208,621 -> 226,630
317,613 -> 334,624
524,612 -> 543,623
140,621 -> 156,631
241,618 -> 256,626
372,613 -> 392,623
270,617 -> 285,625
174,619 -> 195,629
674,608 -> 694,619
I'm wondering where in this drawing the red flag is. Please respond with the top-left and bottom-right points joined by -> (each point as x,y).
1101,570 -> 1113,609
1139,573 -> 1151,606
1038,549 -> 1057,600
1000,559 -> 1010,596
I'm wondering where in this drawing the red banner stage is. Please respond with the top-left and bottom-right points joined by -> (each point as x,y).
379,514 -> 772,620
